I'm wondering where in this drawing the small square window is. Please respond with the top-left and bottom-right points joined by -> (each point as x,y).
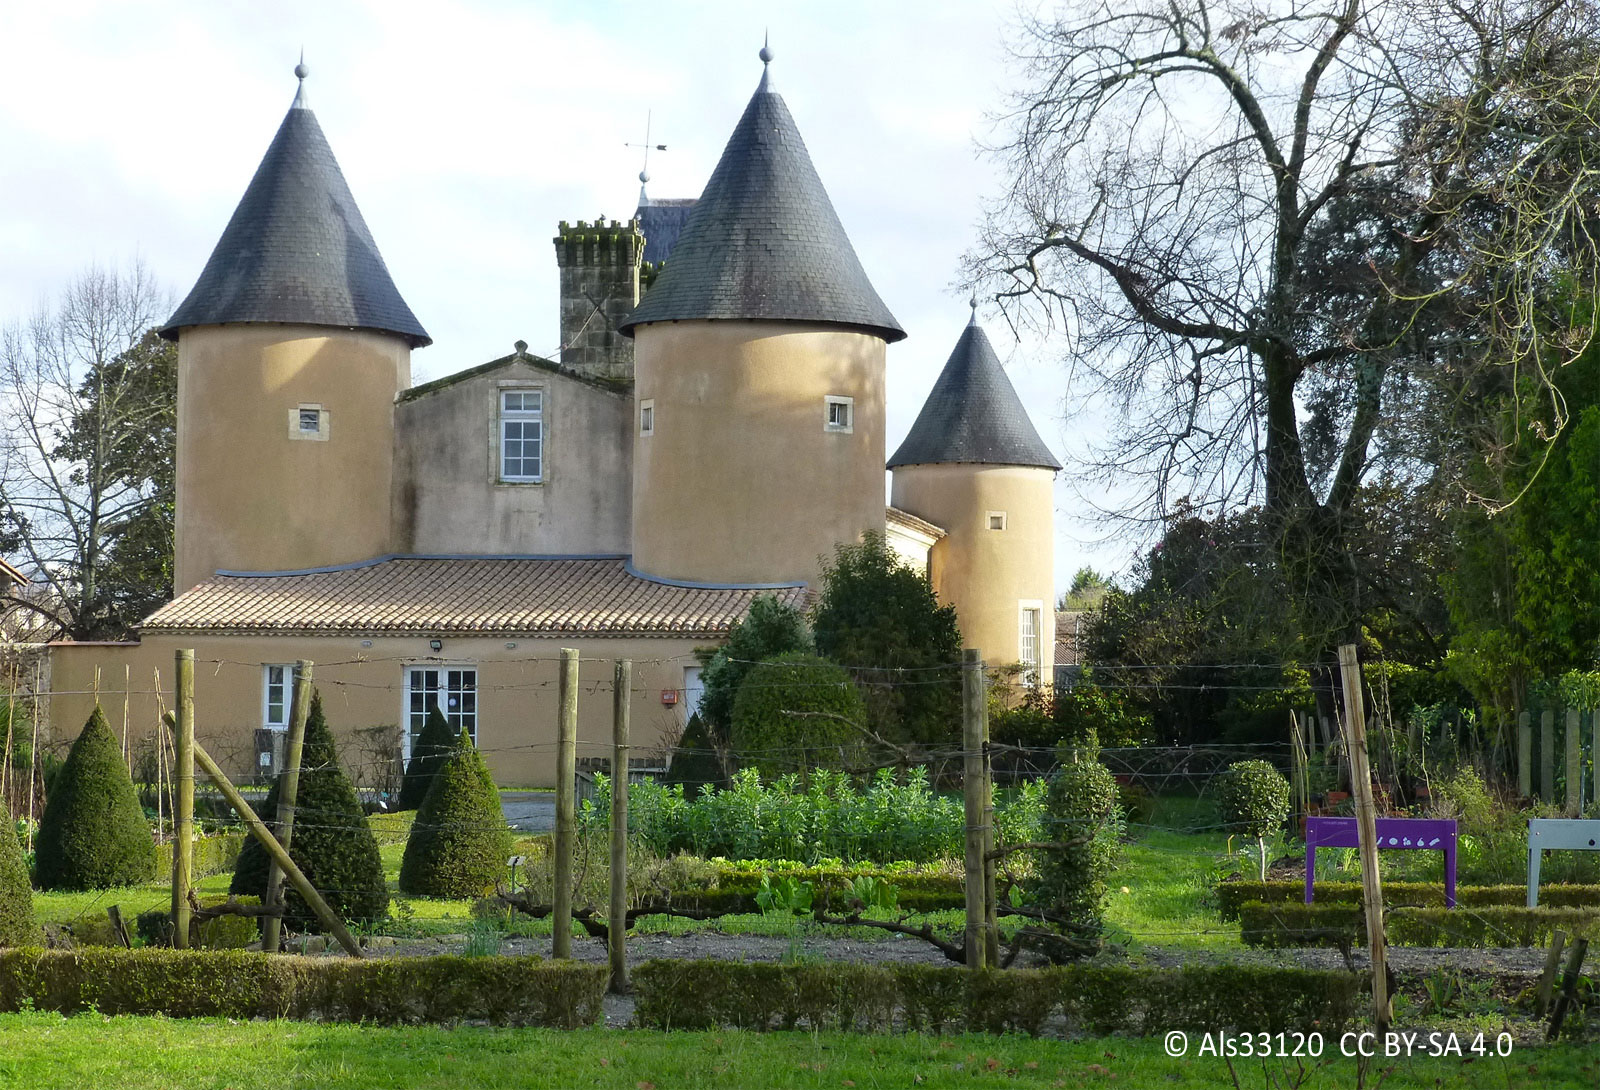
824,395 -> 853,433
288,405 -> 328,441
298,409 -> 320,432
988,512 -> 1007,531
640,399 -> 655,437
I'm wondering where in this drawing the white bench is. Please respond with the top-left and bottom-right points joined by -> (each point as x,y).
1526,818 -> 1600,907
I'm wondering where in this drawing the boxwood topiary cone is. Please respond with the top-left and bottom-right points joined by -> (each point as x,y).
0,818 -> 37,946
398,704 -> 455,810
34,706 -> 157,891
399,731 -> 511,898
231,691 -> 388,927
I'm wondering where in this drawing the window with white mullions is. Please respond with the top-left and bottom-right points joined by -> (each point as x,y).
405,666 -> 478,758
500,389 -> 543,482
1018,602 -> 1044,689
262,663 -> 301,730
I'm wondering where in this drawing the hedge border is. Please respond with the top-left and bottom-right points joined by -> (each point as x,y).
631,960 -> 1361,1036
0,948 -> 605,1027
1237,901 -> 1600,948
1217,880 -> 1600,921
154,833 -> 245,880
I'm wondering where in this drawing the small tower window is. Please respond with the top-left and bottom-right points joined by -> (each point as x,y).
824,395 -> 853,433
500,389 -> 543,483
640,399 -> 655,437
288,404 -> 328,441
1018,602 -> 1044,689
988,511 -> 1007,531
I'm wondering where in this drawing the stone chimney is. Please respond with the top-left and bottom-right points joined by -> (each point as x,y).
554,218 -> 643,383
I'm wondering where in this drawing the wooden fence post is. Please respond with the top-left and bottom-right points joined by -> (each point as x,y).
1337,643 -> 1388,1030
1289,712 -> 1307,818
981,668 -> 998,967
262,660 -> 313,954
1541,709 -> 1555,804
172,650 -> 195,949
1518,711 -> 1533,800
1566,707 -> 1583,817
553,648 -> 579,960
961,648 -> 987,970
609,659 -> 631,994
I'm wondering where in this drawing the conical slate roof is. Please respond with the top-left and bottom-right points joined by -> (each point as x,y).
160,72 -> 430,347
619,59 -> 904,342
888,310 -> 1061,470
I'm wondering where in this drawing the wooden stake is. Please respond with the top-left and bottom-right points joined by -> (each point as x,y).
121,664 -> 130,764
1537,929 -> 1567,1016
262,661 -> 313,954
1565,707 -> 1583,817
183,732 -> 362,958
106,905 -> 131,948
609,659 -> 631,994
981,665 -> 998,967
1546,936 -> 1589,1041
28,661 -> 40,854
961,648 -> 987,970
1289,711 -> 1306,818
172,650 -> 195,950
1540,709 -> 1555,803
1517,710 -> 1532,800
553,648 -> 578,959
1337,643 -> 1388,1030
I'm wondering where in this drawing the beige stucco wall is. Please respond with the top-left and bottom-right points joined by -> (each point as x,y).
174,324 -> 410,592
393,360 -> 632,555
890,463 -> 1056,686
47,633 -> 707,788
631,321 -> 887,586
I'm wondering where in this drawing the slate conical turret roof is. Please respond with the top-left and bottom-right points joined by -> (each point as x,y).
888,308 -> 1061,470
159,66 -> 430,347
619,51 -> 904,342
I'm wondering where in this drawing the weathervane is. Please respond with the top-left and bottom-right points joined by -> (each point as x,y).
626,111 -> 668,192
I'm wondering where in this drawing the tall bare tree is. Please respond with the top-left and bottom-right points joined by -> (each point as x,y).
0,262 -> 174,640
972,0 -> 1600,649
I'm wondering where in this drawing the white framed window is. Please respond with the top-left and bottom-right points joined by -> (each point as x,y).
640,399 -> 655,437
1018,601 -> 1044,689
288,404 -> 329,441
499,389 -> 543,482
987,511 -> 1007,531
824,395 -> 853,433
404,665 -> 478,759
262,664 -> 301,730
682,666 -> 704,723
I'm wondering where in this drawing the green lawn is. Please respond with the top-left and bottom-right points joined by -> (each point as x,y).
0,1012 -> 1593,1090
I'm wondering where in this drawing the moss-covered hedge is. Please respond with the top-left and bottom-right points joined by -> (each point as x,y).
1238,900 -> 1600,948
155,832 -> 245,880
1218,880 -> 1600,921
631,960 -> 1361,1036
0,948 -> 605,1026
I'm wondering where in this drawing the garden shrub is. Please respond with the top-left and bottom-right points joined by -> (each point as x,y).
398,705 -> 456,811
1216,880 -> 1600,920
231,692 -> 388,927
696,594 -> 814,756
399,732 -> 512,897
1030,740 -> 1122,942
630,960 -> 1360,1036
34,706 -> 157,891
1237,900 -> 1600,948
155,831 -> 245,880
0,816 -> 34,947
1217,759 -> 1291,881
0,948 -> 605,1026
664,712 -> 726,795
730,652 -> 867,777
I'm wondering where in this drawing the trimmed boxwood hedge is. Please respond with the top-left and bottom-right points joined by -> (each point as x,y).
631,960 -> 1361,1036
0,819 -> 35,947
0,948 -> 605,1026
1237,900 -> 1600,948
155,832 -> 245,880
34,707 -> 158,890
1218,881 -> 1600,921
399,733 -> 512,897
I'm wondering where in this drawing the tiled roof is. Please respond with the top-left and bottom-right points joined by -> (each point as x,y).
885,506 -> 945,542
142,556 -> 805,638
888,311 -> 1061,470
160,79 -> 430,348
635,194 -> 697,266
1054,610 -> 1084,668
620,65 -> 904,343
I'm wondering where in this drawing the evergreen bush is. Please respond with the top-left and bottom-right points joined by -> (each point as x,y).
398,705 -> 455,810
696,595 -> 813,754
399,733 -> 512,897
230,692 -> 388,927
34,706 -> 157,891
664,712 -> 724,795
1217,759 -> 1291,881
1031,737 -> 1123,948
730,653 -> 867,777
0,819 -> 36,946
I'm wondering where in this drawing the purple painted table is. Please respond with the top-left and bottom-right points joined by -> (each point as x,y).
1304,817 -> 1458,908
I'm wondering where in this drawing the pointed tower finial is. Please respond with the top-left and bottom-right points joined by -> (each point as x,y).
292,50 -> 310,109
969,291 -> 979,324
757,32 -> 775,93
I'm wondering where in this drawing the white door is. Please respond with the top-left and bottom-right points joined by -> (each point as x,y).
682,666 -> 704,723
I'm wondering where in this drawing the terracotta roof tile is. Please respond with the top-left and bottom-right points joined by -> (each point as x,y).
144,556 -> 805,639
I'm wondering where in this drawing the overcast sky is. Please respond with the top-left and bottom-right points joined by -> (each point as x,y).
0,0 -> 1140,593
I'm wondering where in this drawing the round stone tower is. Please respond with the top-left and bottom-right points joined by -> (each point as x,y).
619,48 -> 905,587
889,305 -> 1061,685
160,65 -> 430,593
